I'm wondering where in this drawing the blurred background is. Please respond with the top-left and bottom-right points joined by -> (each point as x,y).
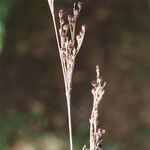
0,0 -> 150,149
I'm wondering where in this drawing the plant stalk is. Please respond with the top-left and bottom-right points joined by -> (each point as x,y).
66,89 -> 73,150
51,8 -> 74,148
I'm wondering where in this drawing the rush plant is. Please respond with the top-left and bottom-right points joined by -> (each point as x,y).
48,1 -> 105,150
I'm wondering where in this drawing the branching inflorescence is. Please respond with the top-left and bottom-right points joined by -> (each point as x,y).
48,1 -> 105,150
48,1 -> 85,150
83,65 -> 106,150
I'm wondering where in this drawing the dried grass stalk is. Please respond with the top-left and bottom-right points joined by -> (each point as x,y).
83,65 -> 106,150
48,1 -> 85,150
48,1 -> 106,150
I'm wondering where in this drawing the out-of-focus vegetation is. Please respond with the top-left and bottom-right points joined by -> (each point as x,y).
0,0 -> 150,149
0,0 -> 18,52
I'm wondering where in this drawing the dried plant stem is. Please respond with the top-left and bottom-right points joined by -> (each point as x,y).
83,65 -> 106,150
64,59 -> 74,150
66,90 -> 73,150
49,2 -> 64,76
48,0 -> 106,149
49,4 -> 73,150
48,1 -> 85,150
51,11 -> 60,50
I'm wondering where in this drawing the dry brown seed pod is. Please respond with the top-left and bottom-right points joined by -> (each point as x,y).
74,10 -> 79,18
76,35 -> 80,40
63,24 -> 68,31
58,9 -> 64,18
68,15 -> 72,21
78,1 -> 82,10
91,80 -> 97,87
71,17 -> 76,25
81,25 -> 86,31
60,19 -> 65,25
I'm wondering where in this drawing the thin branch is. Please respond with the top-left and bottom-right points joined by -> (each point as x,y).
48,0 -> 60,51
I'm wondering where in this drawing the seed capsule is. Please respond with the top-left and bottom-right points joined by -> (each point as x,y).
59,9 -> 64,19
63,24 -> 68,31
78,1 -> 82,10
81,25 -> 86,32
76,35 -> 80,41
74,10 -> 79,18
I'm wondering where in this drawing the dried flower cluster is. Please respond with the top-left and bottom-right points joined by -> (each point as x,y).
58,3 -> 85,94
48,1 -> 85,150
48,1 -> 105,150
48,0 -> 85,87
83,65 -> 106,150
